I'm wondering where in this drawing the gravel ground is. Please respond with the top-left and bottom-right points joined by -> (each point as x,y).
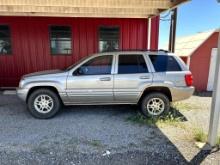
159,95 -> 220,164
0,91 -> 220,165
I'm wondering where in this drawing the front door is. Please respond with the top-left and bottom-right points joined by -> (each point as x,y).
66,55 -> 114,104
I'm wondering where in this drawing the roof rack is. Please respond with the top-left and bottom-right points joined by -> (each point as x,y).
103,49 -> 170,53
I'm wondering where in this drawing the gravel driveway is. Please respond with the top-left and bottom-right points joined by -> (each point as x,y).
0,91 -> 219,165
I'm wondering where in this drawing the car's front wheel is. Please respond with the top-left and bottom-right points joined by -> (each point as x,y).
27,89 -> 61,119
140,92 -> 170,117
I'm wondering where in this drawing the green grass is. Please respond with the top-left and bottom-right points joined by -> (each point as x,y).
88,140 -> 103,148
217,136 -> 220,147
126,102 -> 197,127
193,128 -> 220,146
193,128 -> 207,143
126,113 -> 157,126
156,112 -> 186,128
126,111 -> 185,128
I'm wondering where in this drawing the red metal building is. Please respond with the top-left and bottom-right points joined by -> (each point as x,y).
0,16 -> 159,87
175,30 -> 219,91
0,0 -> 188,87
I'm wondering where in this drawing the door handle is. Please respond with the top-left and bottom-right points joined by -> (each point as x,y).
139,76 -> 151,79
99,77 -> 111,81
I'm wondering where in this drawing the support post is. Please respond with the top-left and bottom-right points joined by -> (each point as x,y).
207,29 -> 220,147
172,8 -> 177,53
168,16 -> 173,51
168,8 -> 177,52
148,18 -> 151,49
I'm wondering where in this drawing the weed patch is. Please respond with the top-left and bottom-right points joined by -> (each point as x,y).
218,137 -> 220,145
88,140 -> 103,148
126,110 -> 186,128
193,128 -> 207,142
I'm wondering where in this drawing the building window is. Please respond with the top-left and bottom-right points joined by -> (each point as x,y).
50,26 -> 72,55
118,55 -> 148,74
99,27 -> 119,52
0,25 -> 12,55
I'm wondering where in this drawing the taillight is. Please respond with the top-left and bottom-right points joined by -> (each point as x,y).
185,74 -> 193,86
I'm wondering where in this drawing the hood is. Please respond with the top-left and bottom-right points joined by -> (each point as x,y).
22,69 -> 64,79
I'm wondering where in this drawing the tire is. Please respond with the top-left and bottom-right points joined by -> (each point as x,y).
27,89 -> 61,119
140,92 -> 170,118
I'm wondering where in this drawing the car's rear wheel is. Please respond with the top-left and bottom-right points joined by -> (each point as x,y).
140,92 -> 170,117
27,89 -> 61,119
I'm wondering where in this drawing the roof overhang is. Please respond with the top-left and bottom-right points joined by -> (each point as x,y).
0,0 -> 189,18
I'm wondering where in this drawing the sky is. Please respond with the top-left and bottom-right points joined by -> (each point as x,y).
159,0 -> 220,49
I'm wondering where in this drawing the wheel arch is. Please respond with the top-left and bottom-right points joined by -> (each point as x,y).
138,86 -> 172,104
26,86 -> 63,104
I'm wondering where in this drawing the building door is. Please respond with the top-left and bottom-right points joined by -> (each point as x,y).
207,48 -> 218,91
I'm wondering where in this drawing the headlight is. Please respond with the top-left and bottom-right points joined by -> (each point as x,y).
19,79 -> 25,88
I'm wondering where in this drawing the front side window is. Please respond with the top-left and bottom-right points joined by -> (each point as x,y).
50,26 -> 72,55
99,27 -> 119,52
0,25 -> 12,55
118,55 -> 148,74
149,55 -> 182,72
75,55 -> 113,75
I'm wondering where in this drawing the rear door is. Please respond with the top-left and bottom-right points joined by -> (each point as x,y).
113,54 -> 153,103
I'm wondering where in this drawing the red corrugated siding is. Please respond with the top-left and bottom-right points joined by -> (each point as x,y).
0,16 -> 159,87
190,32 -> 218,91
181,57 -> 188,64
150,16 -> 160,50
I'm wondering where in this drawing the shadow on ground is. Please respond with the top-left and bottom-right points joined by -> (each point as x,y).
194,91 -> 212,97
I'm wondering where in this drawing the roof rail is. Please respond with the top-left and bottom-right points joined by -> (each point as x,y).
158,49 -> 169,53
102,49 -> 170,53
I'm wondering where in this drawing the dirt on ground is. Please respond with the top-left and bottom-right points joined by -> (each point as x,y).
0,91 -> 219,165
159,94 -> 220,165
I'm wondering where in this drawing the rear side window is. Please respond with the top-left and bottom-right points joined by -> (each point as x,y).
149,55 -> 182,72
118,55 -> 148,74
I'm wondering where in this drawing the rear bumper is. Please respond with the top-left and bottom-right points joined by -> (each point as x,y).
16,88 -> 29,101
171,86 -> 195,102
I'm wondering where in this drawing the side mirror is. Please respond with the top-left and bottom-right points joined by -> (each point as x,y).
73,67 -> 84,76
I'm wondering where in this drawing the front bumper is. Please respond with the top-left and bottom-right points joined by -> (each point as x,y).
16,88 -> 29,101
171,86 -> 195,102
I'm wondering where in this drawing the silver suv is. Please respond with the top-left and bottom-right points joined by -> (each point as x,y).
17,51 -> 194,119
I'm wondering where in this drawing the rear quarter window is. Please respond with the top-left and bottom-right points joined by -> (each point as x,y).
149,55 -> 182,72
